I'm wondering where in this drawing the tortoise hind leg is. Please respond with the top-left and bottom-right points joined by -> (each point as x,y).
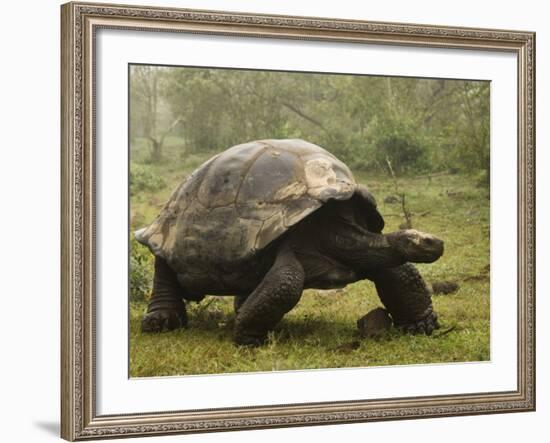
234,295 -> 247,316
234,244 -> 305,346
369,263 -> 440,335
141,257 -> 187,333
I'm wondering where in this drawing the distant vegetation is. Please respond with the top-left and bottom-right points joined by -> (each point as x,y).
130,65 -> 489,177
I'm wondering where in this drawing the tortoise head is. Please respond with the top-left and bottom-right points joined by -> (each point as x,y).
386,229 -> 444,263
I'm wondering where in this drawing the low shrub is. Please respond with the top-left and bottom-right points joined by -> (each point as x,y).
130,163 -> 166,196
130,235 -> 154,302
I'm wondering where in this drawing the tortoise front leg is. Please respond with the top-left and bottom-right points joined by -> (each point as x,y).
234,244 -> 305,346
368,263 -> 440,335
141,257 -> 187,333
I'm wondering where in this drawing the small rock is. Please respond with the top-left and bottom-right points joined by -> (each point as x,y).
384,195 -> 399,204
357,308 -> 393,338
430,281 -> 460,295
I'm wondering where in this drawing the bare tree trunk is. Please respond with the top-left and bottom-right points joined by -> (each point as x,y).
149,139 -> 162,163
148,117 -> 182,163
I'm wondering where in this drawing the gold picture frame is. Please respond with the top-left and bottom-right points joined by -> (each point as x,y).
61,1 -> 535,440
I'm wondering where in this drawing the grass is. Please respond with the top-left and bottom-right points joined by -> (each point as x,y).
129,139 -> 490,377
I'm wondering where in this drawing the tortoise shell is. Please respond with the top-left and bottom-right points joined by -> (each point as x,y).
135,139 -> 358,279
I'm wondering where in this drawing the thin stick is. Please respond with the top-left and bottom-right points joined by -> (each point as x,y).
385,157 -> 413,228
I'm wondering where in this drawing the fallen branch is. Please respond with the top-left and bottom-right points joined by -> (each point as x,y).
433,325 -> 457,338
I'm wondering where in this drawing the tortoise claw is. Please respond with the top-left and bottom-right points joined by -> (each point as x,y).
141,309 -> 187,333
234,332 -> 268,347
397,311 -> 440,336
234,325 -> 269,347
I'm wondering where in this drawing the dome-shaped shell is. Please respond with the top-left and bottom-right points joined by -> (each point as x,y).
135,139 -> 356,277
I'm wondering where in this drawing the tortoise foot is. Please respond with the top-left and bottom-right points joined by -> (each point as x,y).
234,329 -> 268,347
396,310 -> 440,336
141,309 -> 187,333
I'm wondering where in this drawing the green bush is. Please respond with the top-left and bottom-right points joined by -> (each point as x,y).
130,236 -> 154,302
369,117 -> 427,173
130,163 -> 166,196
376,135 -> 425,172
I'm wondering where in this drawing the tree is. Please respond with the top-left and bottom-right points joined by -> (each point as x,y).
130,66 -> 181,162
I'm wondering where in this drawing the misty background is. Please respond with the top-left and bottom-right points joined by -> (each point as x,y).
129,65 -> 489,179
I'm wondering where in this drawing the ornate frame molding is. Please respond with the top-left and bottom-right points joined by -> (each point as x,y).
61,2 -> 535,440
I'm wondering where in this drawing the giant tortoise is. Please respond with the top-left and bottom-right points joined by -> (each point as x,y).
135,139 -> 444,346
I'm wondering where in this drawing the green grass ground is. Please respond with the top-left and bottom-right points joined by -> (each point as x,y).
129,141 -> 490,377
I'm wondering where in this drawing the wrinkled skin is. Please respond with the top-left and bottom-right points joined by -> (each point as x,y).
142,193 -> 444,346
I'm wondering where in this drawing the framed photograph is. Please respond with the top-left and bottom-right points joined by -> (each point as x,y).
61,1 -> 535,440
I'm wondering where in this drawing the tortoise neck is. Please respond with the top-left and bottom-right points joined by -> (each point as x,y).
322,224 -> 406,271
